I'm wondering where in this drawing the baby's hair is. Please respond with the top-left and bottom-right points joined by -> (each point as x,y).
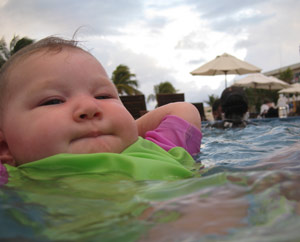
0,36 -> 86,116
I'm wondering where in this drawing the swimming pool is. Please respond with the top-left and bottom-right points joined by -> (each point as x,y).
1,117 -> 300,241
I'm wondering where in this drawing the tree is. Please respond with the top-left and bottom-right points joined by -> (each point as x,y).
0,35 -> 34,68
111,64 -> 142,95
147,81 -> 178,103
244,88 -> 278,113
279,68 -> 294,84
205,94 -> 219,107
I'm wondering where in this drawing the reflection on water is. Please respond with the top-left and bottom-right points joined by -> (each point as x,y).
1,117 -> 300,241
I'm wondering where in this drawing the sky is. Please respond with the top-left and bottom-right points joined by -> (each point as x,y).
1,0 -> 300,109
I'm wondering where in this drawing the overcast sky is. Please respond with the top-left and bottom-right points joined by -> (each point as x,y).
1,0 -> 299,109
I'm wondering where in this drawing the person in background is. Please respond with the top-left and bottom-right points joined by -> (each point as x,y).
277,94 -> 289,118
260,99 -> 270,118
210,86 -> 249,128
212,99 -> 222,121
277,94 -> 288,109
259,99 -> 278,118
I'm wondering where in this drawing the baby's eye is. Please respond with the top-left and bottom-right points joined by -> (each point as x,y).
95,95 -> 111,100
40,99 -> 64,106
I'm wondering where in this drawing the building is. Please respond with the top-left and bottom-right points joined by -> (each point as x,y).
264,62 -> 300,83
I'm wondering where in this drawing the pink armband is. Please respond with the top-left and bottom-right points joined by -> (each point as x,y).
145,115 -> 202,155
0,162 -> 8,185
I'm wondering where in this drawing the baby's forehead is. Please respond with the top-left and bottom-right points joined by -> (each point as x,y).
8,47 -> 114,90
11,47 -> 101,78
6,47 -> 80,80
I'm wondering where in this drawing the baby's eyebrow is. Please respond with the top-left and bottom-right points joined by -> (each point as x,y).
29,75 -> 116,94
90,77 -> 116,90
29,79 -> 69,93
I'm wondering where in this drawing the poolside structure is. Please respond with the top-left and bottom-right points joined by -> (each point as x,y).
156,93 -> 206,120
264,62 -> 300,83
156,93 -> 185,107
120,95 -> 147,119
192,102 -> 206,121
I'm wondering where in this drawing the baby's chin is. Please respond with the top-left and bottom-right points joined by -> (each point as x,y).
14,137 -> 139,165
14,148 -> 116,166
70,134 -> 139,154
68,140 -> 134,155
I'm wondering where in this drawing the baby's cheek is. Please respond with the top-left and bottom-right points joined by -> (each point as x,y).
11,125 -> 59,164
120,114 -> 138,143
4,126 -> 27,152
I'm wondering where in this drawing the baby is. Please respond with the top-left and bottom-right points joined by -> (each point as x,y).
0,37 -> 202,180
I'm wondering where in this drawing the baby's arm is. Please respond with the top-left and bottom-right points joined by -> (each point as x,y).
136,102 -> 201,137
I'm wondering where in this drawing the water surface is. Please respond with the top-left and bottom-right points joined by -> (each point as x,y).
1,117 -> 300,242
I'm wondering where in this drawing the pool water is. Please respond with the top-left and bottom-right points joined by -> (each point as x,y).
1,117 -> 300,241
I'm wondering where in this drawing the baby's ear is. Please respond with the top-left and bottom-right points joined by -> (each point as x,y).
0,131 -> 16,166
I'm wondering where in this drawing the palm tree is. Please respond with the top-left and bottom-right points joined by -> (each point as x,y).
147,81 -> 178,103
111,64 -> 142,95
245,88 -> 278,113
205,94 -> 219,107
0,35 -> 34,68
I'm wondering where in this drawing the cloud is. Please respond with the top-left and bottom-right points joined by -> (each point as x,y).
145,16 -> 169,30
1,0 -> 299,108
84,36 -> 176,110
0,0 -> 144,39
208,11 -> 270,34
241,0 -> 300,72
177,76 -> 226,105
188,58 -> 206,66
187,0 -> 265,19
183,0 -> 300,74
175,32 -> 207,50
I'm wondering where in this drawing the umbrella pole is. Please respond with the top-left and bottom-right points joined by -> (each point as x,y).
224,71 -> 228,88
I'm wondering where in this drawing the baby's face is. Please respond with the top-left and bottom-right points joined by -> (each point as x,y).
1,48 -> 138,165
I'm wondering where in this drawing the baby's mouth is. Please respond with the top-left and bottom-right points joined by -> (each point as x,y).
83,131 -> 103,138
71,131 -> 103,142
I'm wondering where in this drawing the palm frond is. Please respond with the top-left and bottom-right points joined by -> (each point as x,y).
0,37 -> 10,60
9,35 -> 20,53
111,64 -> 142,96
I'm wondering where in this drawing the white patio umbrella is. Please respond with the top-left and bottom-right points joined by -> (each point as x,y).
279,83 -> 300,94
232,73 -> 290,90
190,53 -> 261,88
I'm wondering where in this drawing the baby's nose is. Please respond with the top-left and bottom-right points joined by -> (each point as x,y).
78,111 -> 100,120
73,98 -> 101,122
